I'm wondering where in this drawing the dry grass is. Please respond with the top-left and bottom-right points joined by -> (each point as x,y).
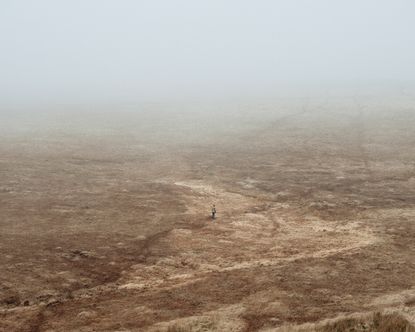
320,312 -> 415,332
164,317 -> 216,332
272,312 -> 415,332
2,99 -> 415,331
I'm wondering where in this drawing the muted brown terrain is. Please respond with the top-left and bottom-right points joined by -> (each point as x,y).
1,95 -> 415,331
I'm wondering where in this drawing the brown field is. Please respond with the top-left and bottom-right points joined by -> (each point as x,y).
1,95 -> 415,331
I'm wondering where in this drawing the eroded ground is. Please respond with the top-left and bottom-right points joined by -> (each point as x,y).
1,96 -> 415,331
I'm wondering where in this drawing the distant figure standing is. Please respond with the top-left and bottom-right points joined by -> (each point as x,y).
211,204 -> 216,220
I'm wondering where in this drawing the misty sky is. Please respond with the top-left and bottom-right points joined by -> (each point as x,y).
1,0 -> 415,105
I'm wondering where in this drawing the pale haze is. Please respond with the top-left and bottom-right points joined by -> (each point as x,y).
1,0 -> 415,107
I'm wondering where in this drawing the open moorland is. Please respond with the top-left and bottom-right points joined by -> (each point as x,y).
1,95 -> 415,331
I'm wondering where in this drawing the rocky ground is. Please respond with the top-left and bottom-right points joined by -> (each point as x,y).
1,96 -> 415,331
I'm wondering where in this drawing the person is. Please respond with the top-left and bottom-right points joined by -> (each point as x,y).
211,204 -> 216,220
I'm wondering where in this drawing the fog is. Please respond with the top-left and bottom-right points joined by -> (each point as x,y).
1,0 -> 415,108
